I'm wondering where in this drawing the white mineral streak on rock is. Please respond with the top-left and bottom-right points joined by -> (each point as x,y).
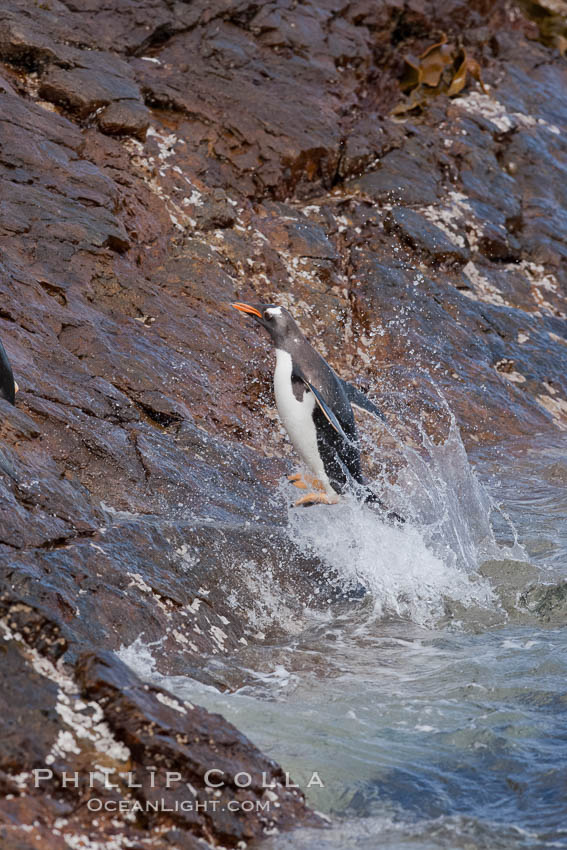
455,91 -> 561,134
0,619 -> 130,768
461,261 -> 507,306
420,191 -> 473,248
124,130 -> 194,230
155,692 -> 187,714
537,393 -> 567,429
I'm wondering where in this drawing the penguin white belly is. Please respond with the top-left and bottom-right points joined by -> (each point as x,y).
273,349 -> 334,494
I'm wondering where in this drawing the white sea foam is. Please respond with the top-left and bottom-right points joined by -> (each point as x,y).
285,403 -> 523,624
286,497 -> 493,624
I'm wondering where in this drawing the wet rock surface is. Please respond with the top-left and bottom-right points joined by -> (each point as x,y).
0,0 -> 566,846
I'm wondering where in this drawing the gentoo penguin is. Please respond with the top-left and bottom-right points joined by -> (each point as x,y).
0,337 -> 17,405
232,302 -> 403,522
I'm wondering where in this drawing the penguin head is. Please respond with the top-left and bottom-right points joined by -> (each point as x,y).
232,302 -> 299,348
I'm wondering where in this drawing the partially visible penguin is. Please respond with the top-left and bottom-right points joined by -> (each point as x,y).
0,337 -> 17,405
232,301 -> 404,523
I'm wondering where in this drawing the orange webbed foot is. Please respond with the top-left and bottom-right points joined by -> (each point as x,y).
288,473 -> 326,492
294,492 -> 340,508
288,473 -> 308,489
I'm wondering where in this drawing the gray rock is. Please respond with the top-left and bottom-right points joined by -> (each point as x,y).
385,207 -> 470,263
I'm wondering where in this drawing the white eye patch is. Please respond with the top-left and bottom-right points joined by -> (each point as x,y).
265,306 -> 283,318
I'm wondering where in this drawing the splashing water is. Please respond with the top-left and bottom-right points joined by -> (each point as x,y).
285,396 -> 524,625
390,410 -> 523,570
286,500 -> 493,624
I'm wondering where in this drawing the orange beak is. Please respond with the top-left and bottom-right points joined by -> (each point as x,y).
231,302 -> 262,319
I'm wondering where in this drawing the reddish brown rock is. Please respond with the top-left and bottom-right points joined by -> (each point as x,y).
96,99 -> 150,139
0,611 -> 321,848
78,651 -> 324,841
39,66 -> 142,118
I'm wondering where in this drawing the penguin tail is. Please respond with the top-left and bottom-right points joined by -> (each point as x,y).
362,488 -> 406,525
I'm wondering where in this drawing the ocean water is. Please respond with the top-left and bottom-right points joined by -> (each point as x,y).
118,425 -> 567,850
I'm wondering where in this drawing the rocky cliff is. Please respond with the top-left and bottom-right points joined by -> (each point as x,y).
0,0 -> 566,847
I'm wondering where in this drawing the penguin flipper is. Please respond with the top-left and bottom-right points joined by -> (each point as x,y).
341,380 -> 387,425
296,373 -> 352,444
0,339 -> 16,406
